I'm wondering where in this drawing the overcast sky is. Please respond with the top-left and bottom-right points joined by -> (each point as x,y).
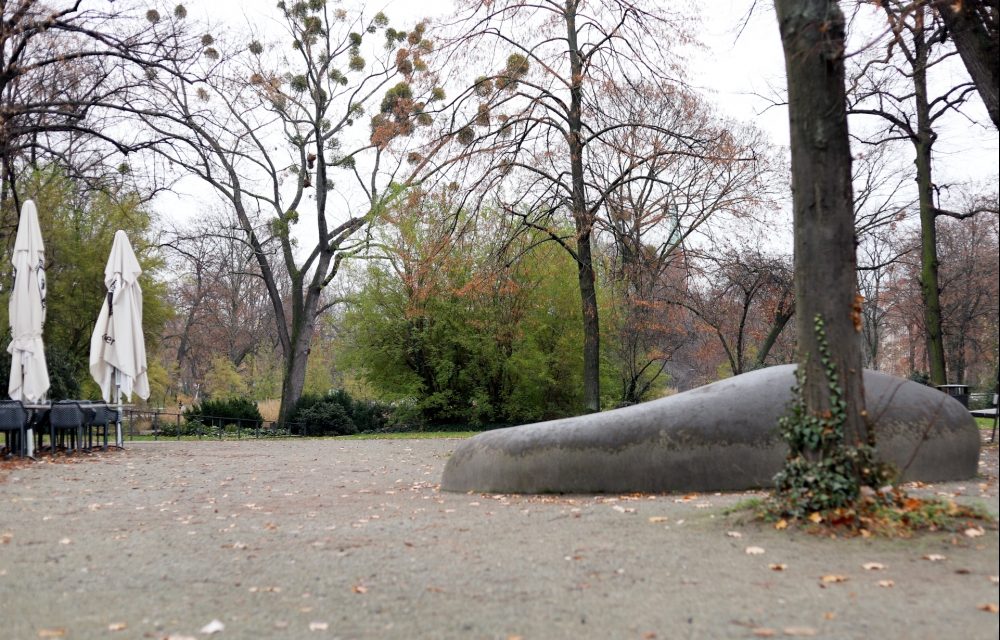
163,0 -> 998,228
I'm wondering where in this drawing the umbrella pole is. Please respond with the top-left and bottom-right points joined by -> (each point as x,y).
115,368 -> 124,449
23,363 -> 36,459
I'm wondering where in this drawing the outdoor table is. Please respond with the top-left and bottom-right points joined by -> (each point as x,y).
19,403 -> 129,456
22,403 -> 106,455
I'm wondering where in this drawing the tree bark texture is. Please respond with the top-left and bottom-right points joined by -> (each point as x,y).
775,0 -> 869,445
566,1 -> 601,413
278,293 -> 319,427
912,17 -> 949,385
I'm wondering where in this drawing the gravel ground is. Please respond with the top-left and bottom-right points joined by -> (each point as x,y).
1,437 -> 997,640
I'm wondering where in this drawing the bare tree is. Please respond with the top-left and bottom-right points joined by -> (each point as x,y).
849,0 -> 984,385
589,85 -> 775,404
162,213 -> 276,399
0,1 -> 203,223
683,246 -> 795,377
134,3 -> 442,423
936,206 -> 999,384
436,1 -> 750,411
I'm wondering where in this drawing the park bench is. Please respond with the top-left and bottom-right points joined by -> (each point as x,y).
970,393 -> 998,443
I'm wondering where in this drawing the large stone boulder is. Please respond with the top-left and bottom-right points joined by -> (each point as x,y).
441,365 -> 980,493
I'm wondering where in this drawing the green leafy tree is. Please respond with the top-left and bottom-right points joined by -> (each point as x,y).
1,168 -> 170,400
203,356 -> 249,399
342,197 -> 585,425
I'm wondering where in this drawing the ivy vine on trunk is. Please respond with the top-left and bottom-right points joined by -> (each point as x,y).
774,315 -> 894,518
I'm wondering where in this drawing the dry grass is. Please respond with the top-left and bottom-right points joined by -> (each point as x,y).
257,398 -> 281,422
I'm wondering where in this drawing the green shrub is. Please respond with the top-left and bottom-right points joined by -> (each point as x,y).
298,401 -> 357,436
290,389 -> 393,435
184,397 -> 263,431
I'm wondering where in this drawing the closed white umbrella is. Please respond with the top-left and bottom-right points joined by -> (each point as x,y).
89,230 -> 149,446
8,200 -> 49,457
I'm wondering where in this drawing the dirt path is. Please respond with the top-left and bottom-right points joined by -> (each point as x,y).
1,438 -> 997,639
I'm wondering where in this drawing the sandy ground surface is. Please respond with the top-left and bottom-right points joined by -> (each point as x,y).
1,436 -> 997,640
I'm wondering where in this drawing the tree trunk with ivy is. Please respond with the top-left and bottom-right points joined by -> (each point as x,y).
773,0 -> 880,515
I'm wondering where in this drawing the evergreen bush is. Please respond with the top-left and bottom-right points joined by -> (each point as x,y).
184,397 -> 263,430
290,389 -> 392,435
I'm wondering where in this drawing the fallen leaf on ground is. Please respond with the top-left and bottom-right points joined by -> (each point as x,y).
751,628 -> 776,637
612,505 -> 635,514
769,563 -> 787,571
745,546 -> 766,555
862,562 -> 886,571
1,532 -> 12,544
978,603 -> 999,613
199,619 -> 225,635
726,531 -> 742,538
309,621 -> 329,631
823,612 -> 836,621
923,554 -> 947,562
774,519 -> 788,530
783,627 -> 817,637
352,585 -> 368,594
964,527 -> 985,538
877,580 -> 895,588
990,576 -> 999,585
820,575 -> 848,584
37,630 -> 66,638
58,538 -> 71,545
807,512 -> 823,524
108,622 -> 127,631
648,516 -> 669,523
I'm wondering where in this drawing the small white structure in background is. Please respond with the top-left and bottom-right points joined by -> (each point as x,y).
8,200 -> 50,457
89,230 -> 150,446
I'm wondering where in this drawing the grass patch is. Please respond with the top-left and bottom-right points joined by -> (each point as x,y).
337,431 -> 478,440
721,497 -> 766,516
975,416 -> 997,431
125,431 -> 478,442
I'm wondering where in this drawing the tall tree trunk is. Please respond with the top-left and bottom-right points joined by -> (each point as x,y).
912,18 -> 949,385
775,0 -> 869,446
278,302 -> 318,428
935,0 -> 1000,129
566,1 -> 601,412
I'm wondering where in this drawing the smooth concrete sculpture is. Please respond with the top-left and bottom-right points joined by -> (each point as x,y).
441,365 -> 980,493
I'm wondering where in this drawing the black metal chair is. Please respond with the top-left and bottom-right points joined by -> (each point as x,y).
83,403 -> 118,450
49,401 -> 88,454
0,400 -> 30,457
